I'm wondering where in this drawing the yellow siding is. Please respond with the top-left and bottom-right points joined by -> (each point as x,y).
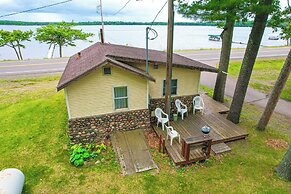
136,64 -> 200,99
66,64 -> 147,118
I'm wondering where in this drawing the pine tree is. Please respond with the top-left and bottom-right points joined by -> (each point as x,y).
177,0 -> 256,103
227,0 -> 277,124
257,49 -> 291,130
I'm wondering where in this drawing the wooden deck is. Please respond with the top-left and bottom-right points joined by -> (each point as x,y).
201,93 -> 230,114
152,95 -> 248,165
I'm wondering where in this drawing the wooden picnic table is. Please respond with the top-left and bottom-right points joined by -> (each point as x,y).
181,135 -> 212,162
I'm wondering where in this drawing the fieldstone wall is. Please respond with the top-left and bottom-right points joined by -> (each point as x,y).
68,109 -> 150,144
149,94 -> 199,123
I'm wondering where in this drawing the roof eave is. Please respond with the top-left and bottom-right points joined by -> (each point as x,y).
56,58 -> 156,91
56,60 -> 109,91
106,57 -> 156,82
106,55 -> 218,73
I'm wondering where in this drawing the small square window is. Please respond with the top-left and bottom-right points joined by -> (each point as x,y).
153,63 -> 159,69
103,67 -> 111,75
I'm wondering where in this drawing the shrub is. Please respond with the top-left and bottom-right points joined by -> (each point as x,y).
69,143 -> 106,167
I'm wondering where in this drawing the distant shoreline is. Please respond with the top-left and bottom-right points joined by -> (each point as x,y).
0,20 -> 254,27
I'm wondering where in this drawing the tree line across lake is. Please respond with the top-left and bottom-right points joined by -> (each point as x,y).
0,20 -> 256,27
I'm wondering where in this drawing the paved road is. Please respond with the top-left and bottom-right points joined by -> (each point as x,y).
177,47 -> 290,63
0,58 -> 67,77
0,47 -> 289,77
0,46 -> 290,118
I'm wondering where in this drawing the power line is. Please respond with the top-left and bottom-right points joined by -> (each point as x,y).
113,0 -> 132,15
146,1 -> 168,40
150,1 -> 167,28
0,0 -> 73,18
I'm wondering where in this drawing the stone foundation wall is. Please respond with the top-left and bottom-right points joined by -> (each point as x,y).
68,109 -> 150,144
149,94 -> 199,123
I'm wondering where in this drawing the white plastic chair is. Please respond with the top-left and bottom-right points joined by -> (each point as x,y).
155,108 -> 169,131
165,125 -> 181,146
193,96 -> 205,114
175,99 -> 188,120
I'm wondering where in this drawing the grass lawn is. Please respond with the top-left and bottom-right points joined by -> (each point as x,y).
228,58 -> 291,101
0,76 -> 290,193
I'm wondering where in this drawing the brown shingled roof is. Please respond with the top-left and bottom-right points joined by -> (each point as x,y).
57,42 -> 218,91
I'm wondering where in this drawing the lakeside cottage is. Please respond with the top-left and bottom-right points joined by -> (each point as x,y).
57,42 -> 218,144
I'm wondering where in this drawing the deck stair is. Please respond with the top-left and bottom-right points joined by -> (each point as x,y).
211,143 -> 231,154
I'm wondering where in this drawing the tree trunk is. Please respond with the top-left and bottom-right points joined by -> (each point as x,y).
213,17 -> 235,102
12,47 -> 20,60
17,45 -> 23,60
59,44 -> 62,58
227,0 -> 273,124
257,49 -> 291,130
276,144 -> 291,181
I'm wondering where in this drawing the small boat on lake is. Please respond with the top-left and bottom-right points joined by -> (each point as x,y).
208,34 -> 221,41
268,35 -> 280,40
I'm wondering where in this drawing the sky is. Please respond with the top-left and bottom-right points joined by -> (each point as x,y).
0,0 -> 289,23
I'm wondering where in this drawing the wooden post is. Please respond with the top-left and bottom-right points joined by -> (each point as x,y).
100,28 -> 104,43
181,139 -> 185,156
206,140 -> 212,157
185,143 -> 190,162
162,138 -> 166,154
158,134 -> 162,153
165,0 -> 174,115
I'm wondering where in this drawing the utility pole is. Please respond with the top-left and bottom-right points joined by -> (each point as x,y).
99,0 -> 105,43
165,0 -> 174,116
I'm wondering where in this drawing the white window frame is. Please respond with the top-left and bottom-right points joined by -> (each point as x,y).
64,88 -> 71,119
112,86 -> 129,110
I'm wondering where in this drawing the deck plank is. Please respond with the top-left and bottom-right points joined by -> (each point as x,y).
201,93 -> 229,114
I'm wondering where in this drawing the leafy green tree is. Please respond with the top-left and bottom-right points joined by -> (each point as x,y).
270,5 -> 291,45
0,30 -> 33,60
35,22 -> 94,58
177,0 -> 253,103
227,0 -> 279,124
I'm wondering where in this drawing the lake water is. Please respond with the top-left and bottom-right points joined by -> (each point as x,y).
0,25 -> 286,60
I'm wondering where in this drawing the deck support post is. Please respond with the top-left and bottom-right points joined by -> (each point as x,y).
158,135 -> 162,153
206,140 -> 212,156
162,138 -> 166,154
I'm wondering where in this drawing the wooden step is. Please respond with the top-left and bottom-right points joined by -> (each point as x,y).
211,143 -> 231,154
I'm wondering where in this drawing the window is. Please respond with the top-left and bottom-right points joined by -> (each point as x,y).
153,63 -> 159,69
163,79 -> 177,96
103,67 -> 111,75
114,86 -> 128,109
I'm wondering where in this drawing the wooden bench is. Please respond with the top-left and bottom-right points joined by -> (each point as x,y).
181,135 -> 212,163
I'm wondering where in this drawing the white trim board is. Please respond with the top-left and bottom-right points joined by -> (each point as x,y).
64,88 -> 72,119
